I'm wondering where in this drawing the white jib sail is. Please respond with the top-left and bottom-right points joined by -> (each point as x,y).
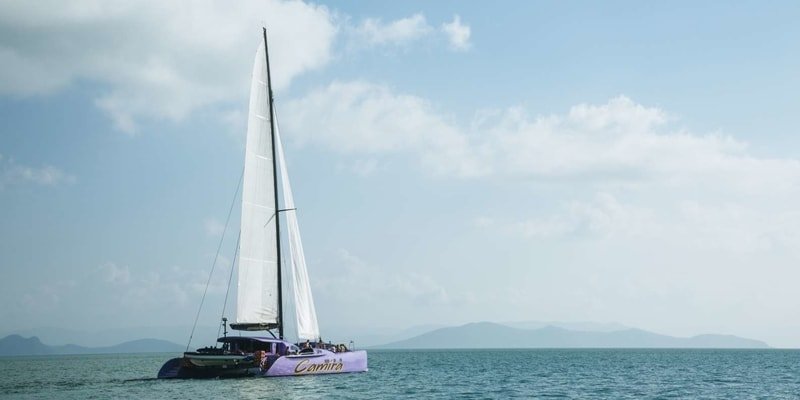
236,43 -> 279,325
275,121 -> 320,340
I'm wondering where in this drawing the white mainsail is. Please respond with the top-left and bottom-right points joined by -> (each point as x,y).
236,44 -> 279,325
275,121 -> 320,340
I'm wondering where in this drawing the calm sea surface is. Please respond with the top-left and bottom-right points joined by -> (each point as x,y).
1,349 -> 798,399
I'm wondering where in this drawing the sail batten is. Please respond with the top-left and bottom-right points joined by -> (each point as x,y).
236,43 -> 279,326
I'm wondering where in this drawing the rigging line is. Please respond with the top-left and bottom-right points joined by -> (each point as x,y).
185,167 -> 245,352
217,231 -> 241,338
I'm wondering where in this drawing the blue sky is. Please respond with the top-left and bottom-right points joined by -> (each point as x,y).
1,1 -> 799,348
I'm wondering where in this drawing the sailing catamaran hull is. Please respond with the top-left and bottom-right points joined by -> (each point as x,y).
158,357 -> 262,379
263,350 -> 367,377
183,353 -> 252,367
157,349 -> 367,379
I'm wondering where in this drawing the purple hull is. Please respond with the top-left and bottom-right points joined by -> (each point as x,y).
262,349 -> 368,377
157,337 -> 367,379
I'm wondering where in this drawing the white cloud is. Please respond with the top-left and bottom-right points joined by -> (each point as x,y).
284,80 -> 800,326
282,80 -> 800,322
93,262 -> 193,304
0,5 -> 474,133
673,200 -> 800,254
441,15 -> 471,51
0,154 -> 75,187
512,193 -> 649,239
481,97 -> 800,197
20,280 -> 77,312
346,13 -> 473,52
472,216 -> 495,228
351,13 -> 433,47
204,218 -> 226,237
315,249 -> 449,307
0,0 -> 337,133
484,188 -> 800,256
98,262 -> 131,285
283,80 -> 483,177
284,84 -> 800,198
337,158 -> 379,176
501,192 -> 657,241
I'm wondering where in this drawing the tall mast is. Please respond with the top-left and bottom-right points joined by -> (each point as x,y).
263,27 -> 284,339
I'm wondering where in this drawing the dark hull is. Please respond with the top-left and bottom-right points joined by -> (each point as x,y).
157,357 -> 261,379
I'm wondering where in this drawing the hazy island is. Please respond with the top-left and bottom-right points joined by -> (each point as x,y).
1,321 -> 769,356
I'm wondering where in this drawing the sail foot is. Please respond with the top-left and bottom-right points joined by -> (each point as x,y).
229,322 -> 279,332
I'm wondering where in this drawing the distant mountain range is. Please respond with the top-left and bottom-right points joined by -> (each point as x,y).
2,326 -> 213,348
375,322 -> 770,349
502,320 -> 630,332
325,324 -> 446,348
0,335 -> 184,356
335,321 -> 632,348
2,321 -> 770,355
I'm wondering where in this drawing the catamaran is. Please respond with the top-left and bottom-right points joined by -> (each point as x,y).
157,28 -> 367,379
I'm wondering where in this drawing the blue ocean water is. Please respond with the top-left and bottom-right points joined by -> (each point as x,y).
1,349 -> 798,399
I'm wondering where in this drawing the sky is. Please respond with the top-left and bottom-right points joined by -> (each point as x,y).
1,1 -> 799,348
